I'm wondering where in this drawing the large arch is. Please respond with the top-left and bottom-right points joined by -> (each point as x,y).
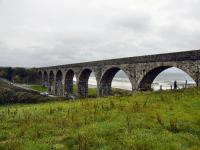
99,67 -> 132,96
38,70 -> 42,77
65,69 -> 75,96
43,71 -> 48,87
139,66 -> 196,91
55,70 -> 63,96
139,66 -> 170,90
49,71 -> 54,94
38,71 -> 43,85
78,68 -> 95,97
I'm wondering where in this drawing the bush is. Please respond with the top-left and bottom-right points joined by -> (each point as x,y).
16,92 -> 49,103
0,87 -> 16,104
0,87 -> 51,104
0,79 -> 54,104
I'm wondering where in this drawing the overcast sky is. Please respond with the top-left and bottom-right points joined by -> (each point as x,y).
0,0 -> 200,67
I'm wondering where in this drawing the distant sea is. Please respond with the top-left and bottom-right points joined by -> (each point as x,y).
86,71 -> 196,91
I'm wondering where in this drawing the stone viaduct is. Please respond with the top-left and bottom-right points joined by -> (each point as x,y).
37,50 -> 200,98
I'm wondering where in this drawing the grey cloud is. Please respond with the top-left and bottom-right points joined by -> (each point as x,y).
0,0 -> 200,67
113,13 -> 152,33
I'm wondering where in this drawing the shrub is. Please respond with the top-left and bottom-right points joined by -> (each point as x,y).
16,92 -> 49,103
0,86 -> 51,104
0,87 -> 16,104
168,119 -> 179,133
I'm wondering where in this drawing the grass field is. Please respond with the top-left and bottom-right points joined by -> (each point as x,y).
73,85 -> 97,97
0,88 -> 200,150
28,84 -> 129,97
29,85 -> 48,92
28,84 -> 97,96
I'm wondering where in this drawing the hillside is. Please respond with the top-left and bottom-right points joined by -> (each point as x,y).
0,78 -> 52,104
0,88 -> 199,150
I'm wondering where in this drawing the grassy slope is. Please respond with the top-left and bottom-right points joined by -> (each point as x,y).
0,88 -> 200,150
0,80 -> 52,104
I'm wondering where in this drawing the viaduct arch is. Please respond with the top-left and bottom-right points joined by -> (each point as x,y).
78,68 -> 94,98
65,69 -> 75,95
37,50 -> 200,97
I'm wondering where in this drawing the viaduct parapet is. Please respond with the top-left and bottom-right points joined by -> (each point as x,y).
37,50 -> 200,97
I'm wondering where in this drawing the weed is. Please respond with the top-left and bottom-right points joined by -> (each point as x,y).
77,134 -> 88,150
133,102 -> 141,112
110,100 -> 115,109
168,118 -> 179,133
156,113 -> 164,127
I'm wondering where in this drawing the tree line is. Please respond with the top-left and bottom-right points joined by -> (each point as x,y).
0,67 -> 39,84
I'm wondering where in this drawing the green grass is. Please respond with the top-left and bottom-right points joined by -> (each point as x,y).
73,85 -> 97,97
28,84 -> 97,96
0,88 -> 200,150
28,84 -> 128,97
29,85 -> 48,92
